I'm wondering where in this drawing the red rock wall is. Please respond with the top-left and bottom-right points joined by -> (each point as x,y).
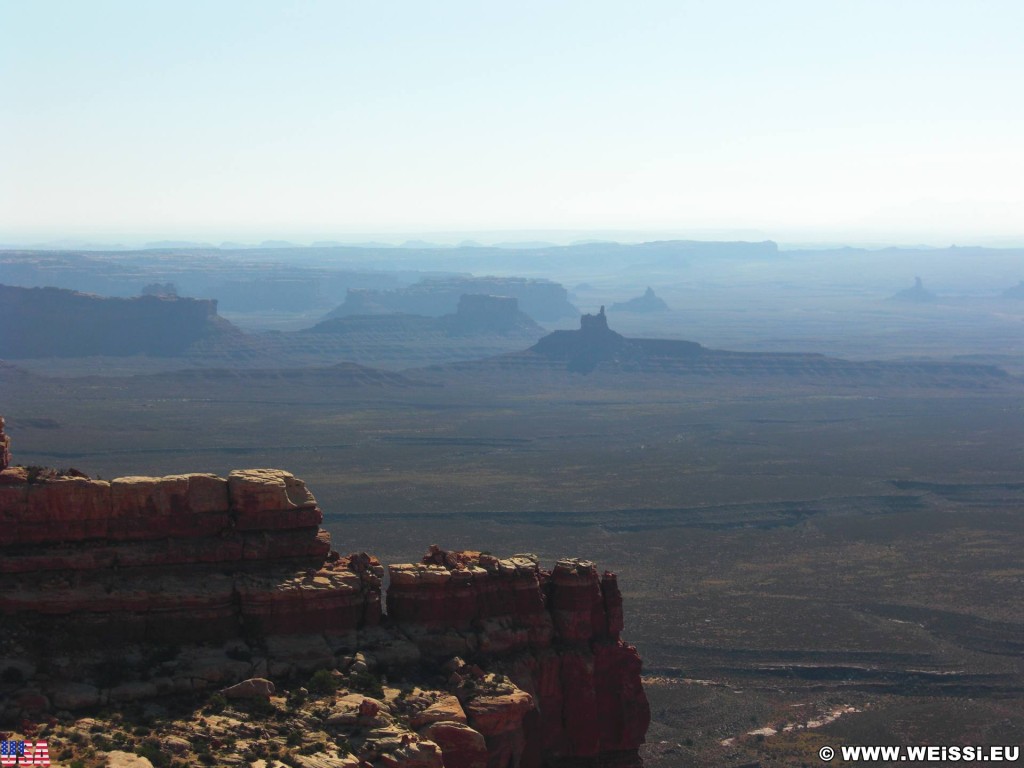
0,465 -> 648,765
0,469 -> 375,641
386,549 -> 651,767
0,468 -> 327,548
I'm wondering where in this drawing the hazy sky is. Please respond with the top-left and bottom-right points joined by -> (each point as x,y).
3,1 -> 1023,244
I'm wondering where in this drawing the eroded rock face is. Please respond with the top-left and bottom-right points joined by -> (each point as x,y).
0,469 -> 354,642
0,467 -> 648,767
387,548 -> 651,767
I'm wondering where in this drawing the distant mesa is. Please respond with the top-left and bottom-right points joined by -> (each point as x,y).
0,278 -> 526,369
447,294 -> 541,334
326,276 -> 578,321
309,293 -> 543,337
0,239 -> 779,315
889,276 -> 936,302
0,283 -> 238,358
532,306 -> 698,372
2,286 -> 546,370
609,286 -> 670,313
1002,280 -> 1024,299
461,308 -> 1011,385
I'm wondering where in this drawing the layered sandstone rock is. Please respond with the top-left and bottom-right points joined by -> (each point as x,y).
0,468 -> 364,642
0,455 -> 648,766
387,548 -> 650,767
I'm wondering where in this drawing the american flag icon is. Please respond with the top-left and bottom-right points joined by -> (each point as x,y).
0,740 -> 50,766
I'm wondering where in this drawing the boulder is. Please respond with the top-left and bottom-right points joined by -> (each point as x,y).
221,677 -> 276,698
418,722 -> 488,768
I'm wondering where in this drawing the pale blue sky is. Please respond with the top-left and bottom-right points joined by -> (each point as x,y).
3,1 -> 1023,244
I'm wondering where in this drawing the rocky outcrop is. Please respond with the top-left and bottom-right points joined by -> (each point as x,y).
0,283 -> 235,358
388,547 -> 650,766
531,307 -> 651,372
0,444 -> 648,766
609,287 -> 670,313
0,467 -> 375,644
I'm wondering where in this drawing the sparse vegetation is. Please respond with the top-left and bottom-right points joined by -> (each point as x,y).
307,668 -> 340,696
347,670 -> 385,699
136,740 -> 171,767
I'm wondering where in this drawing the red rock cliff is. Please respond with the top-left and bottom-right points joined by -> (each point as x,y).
0,467 -> 373,642
388,547 -> 650,767
0,450 -> 648,766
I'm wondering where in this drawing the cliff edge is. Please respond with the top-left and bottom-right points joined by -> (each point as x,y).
0,424 -> 649,767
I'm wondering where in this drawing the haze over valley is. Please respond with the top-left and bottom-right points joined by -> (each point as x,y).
4,2 -> 1024,765
4,235 -> 1024,766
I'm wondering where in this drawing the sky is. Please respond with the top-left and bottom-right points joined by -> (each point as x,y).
2,0 -> 1023,246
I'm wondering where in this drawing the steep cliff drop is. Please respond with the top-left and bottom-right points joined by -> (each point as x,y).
390,547 -> 651,767
0,421 -> 649,767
